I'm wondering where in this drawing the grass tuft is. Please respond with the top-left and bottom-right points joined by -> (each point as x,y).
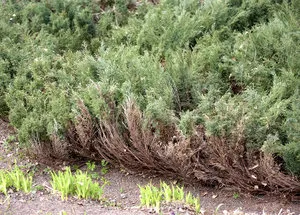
50,167 -> 107,201
139,181 -> 201,214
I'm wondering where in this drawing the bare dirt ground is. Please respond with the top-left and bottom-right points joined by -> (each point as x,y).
0,118 -> 299,215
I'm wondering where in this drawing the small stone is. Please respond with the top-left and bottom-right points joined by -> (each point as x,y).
148,208 -> 155,213
223,210 -> 229,215
120,193 -> 127,199
109,199 -> 117,206
233,208 -> 244,215
261,182 -> 267,186
212,194 -> 218,199
178,207 -> 185,212
251,175 -> 257,180
248,164 -> 259,170
202,191 -> 208,196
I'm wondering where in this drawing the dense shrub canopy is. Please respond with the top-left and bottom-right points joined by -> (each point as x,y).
1,0 -> 299,178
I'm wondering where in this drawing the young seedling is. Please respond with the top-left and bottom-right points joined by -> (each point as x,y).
161,182 -> 172,203
9,166 -> 22,191
185,192 -> 194,205
233,192 -> 240,199
0,165 -> 33,195
86,161 -> 96,172
101,160 -> 109,175
172,185 -> 184,201
75,171 -> 91,199
139,181 -> 201,214
0,170 -> 10,195
90,172 -> 100,180
50,167 -> 75,200
51,167 -> 107,200
144,184 -> 153,208
21,174 -> 33,193
75,170 -> 106,200
151,186 -> 162,213
85,161 -> 100,179
33,184 -> 44,192
9,165 -> 32,193
193,197 -> 201,214
2,135 -> 16,150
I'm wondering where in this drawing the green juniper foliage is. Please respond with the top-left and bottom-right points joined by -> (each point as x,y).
1,0 -> 300,175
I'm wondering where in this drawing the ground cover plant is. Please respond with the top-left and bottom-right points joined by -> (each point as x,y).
0,0 -> 299,193
0,164 -> 33,195
50,166 -> 107,200
139,181 -> 201,213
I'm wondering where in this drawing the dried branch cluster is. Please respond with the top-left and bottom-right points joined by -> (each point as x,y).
35,99 -> 300,194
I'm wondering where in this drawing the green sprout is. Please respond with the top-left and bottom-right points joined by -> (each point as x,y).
101,160 -> 109,175
0,165 -> 33,195
139,181 -> 201,214
50,167 -> 107,201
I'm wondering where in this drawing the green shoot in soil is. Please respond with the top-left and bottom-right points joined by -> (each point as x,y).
0,165 -> 33,195
50,167 -> 107,200
139,181 -> 201,214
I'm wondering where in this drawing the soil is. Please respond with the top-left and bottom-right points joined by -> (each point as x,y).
0,118 -> 299,215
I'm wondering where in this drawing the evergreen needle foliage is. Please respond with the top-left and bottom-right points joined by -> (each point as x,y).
1,0 -> 300,187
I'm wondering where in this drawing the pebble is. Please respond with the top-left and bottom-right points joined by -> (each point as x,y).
223,210 -> 229,215
178,207 -> 185,212
120,193 -> 127,199
148,208 -> 156,213
233,208 -> 244,215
